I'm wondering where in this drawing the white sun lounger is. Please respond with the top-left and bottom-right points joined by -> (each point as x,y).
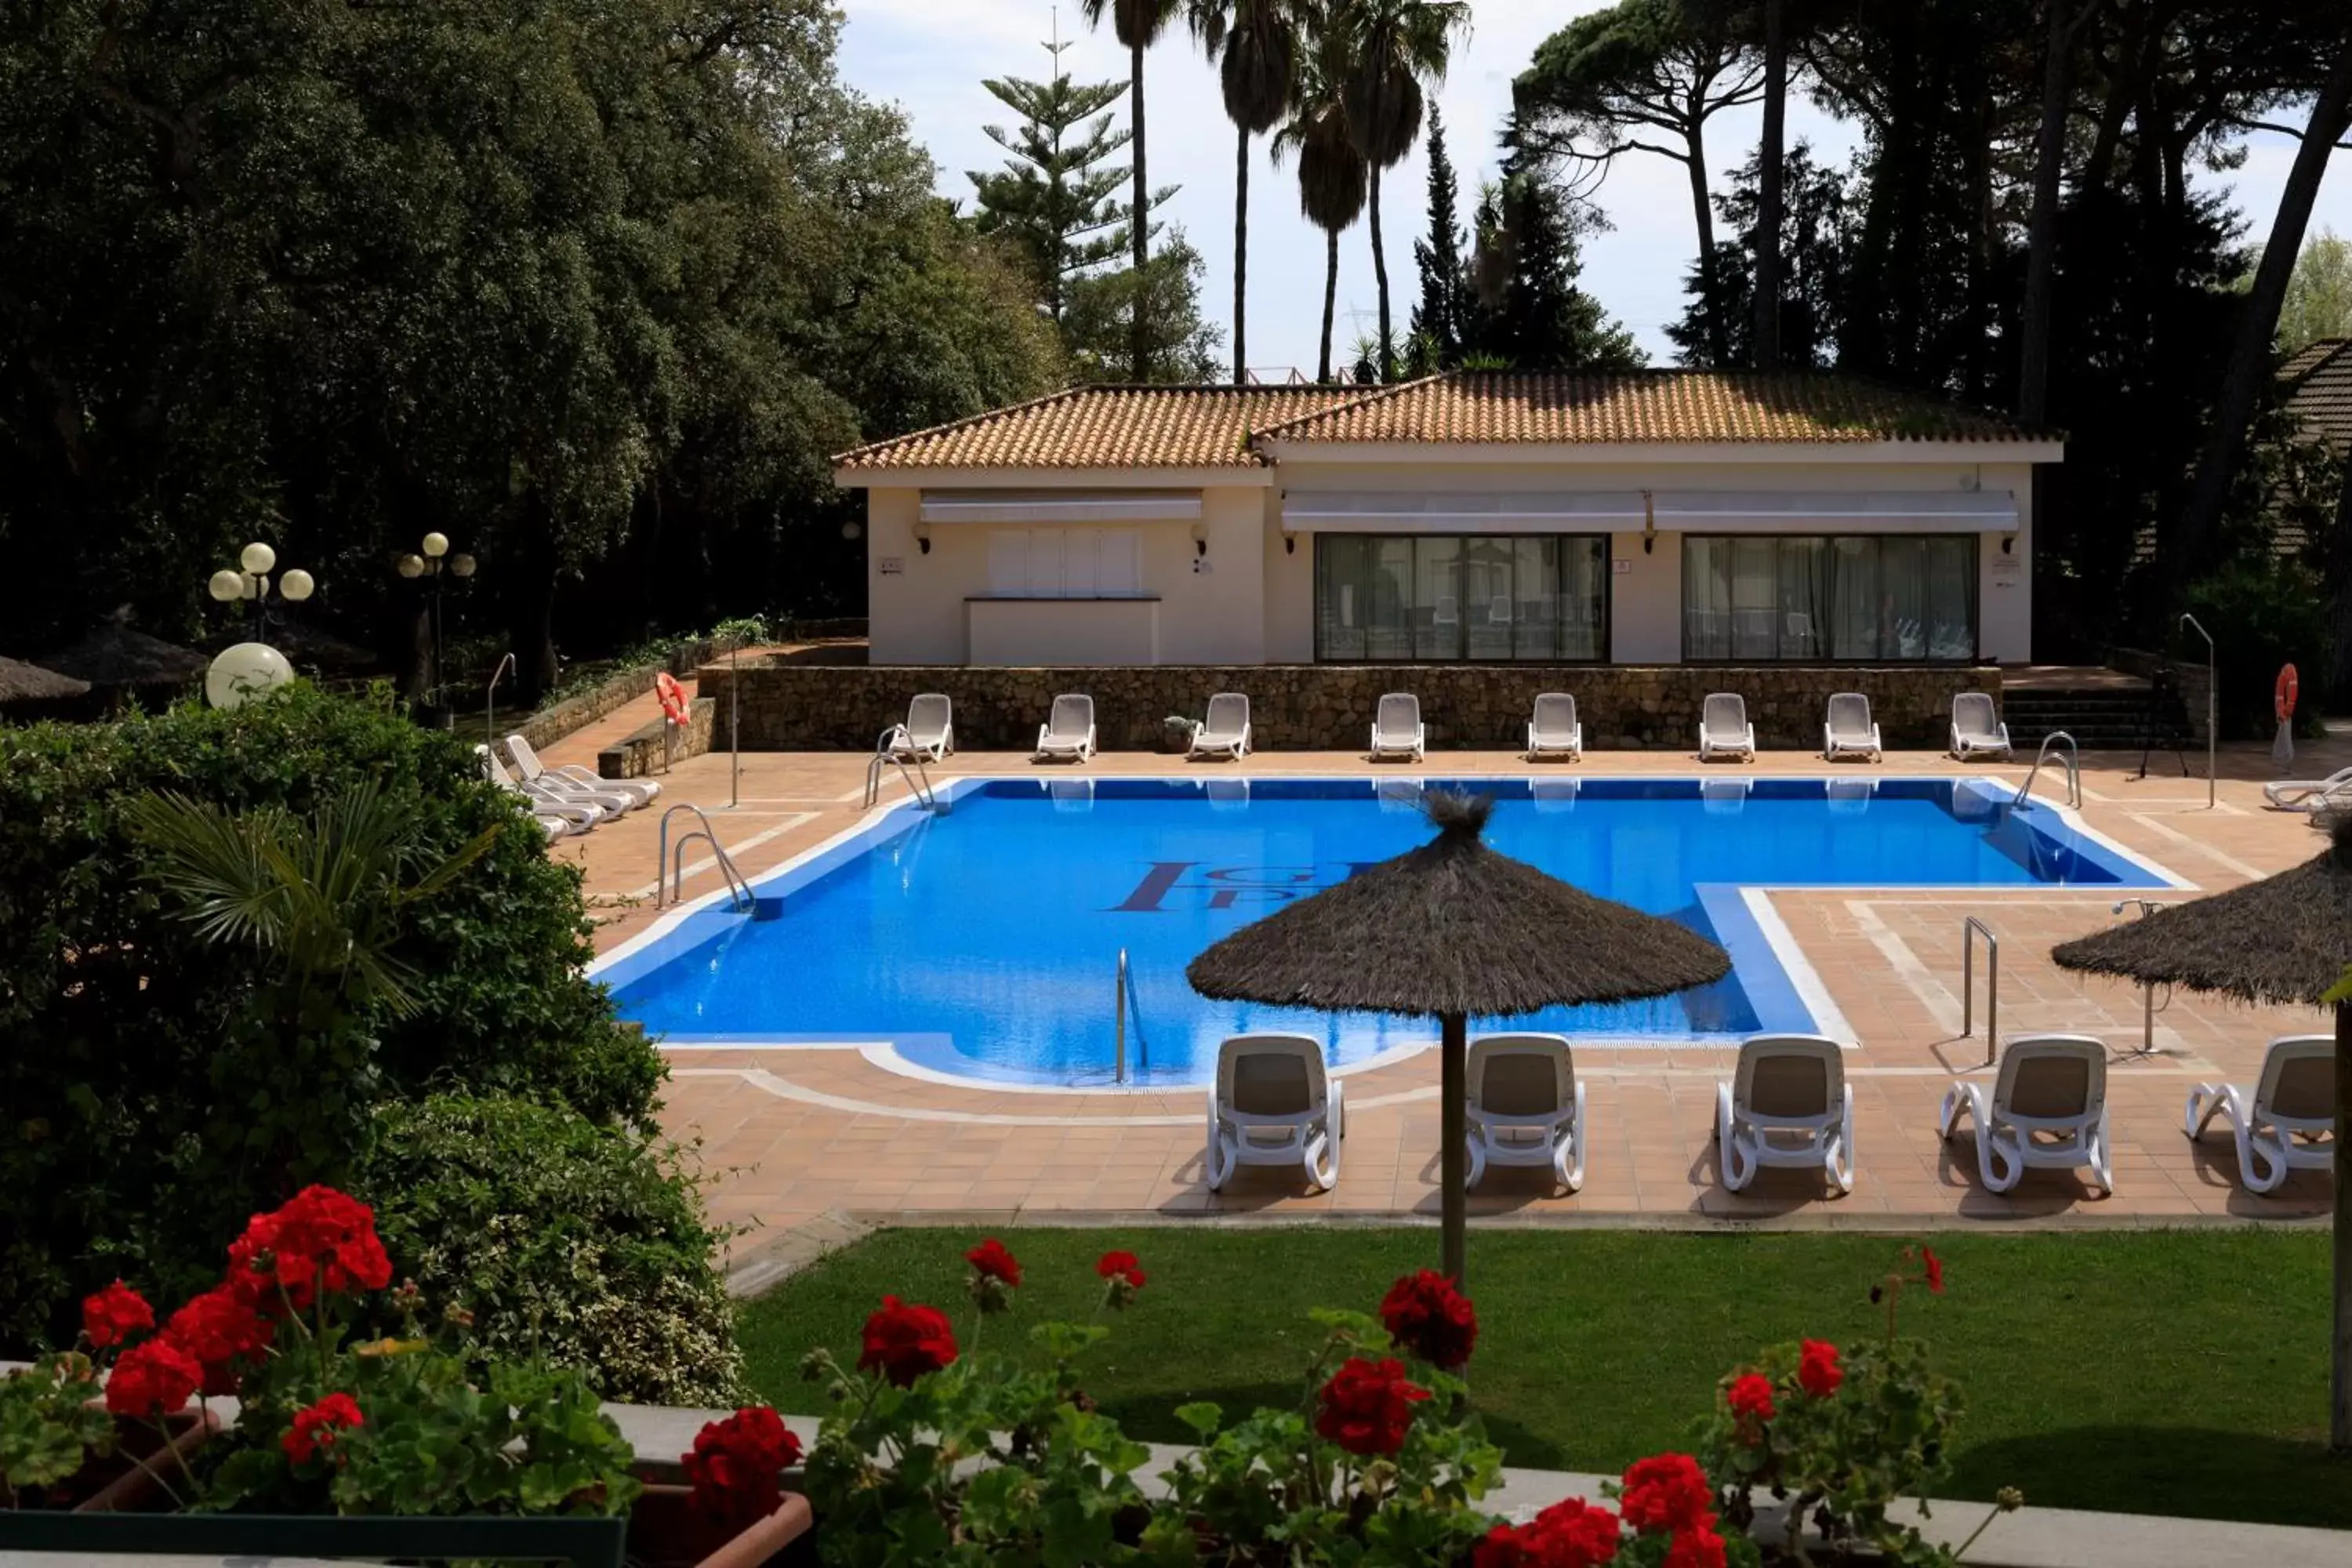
2264,768 -> 2352,810
1466,1034 -> 1585,1192
1370,693 -> 1425,761
2185,1034 -> 2335,1194
891,693 -> 953,763
1189,692 -> 1252,760
1950,692 -> 2012,759
1823,692 -> 1882,762
1938,1033 -> 2112,1195
1699,692 -> 1755,762
1034,694 -> 1096,763
1526,693 -> 1584,762
1716,1034 -> 1853,1194
505,733 -> 659,809
495,737 -> 642,815
477,745 -> 605,829
1205,1034 -> 1343,1192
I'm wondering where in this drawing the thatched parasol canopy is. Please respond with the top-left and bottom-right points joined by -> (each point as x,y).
2051,816 -> 2352,1006
0,655 -> 91,704
43,624 -> 209,689
1187,792 -> 1731,1017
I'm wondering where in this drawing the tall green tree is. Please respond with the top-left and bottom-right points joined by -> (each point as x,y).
1336,0 -> 1470,383
1465,153 -> 1645,372
1276,27 -> 1370,383
1076,0 -> 1191,379
1064,229 -> 1226,383
1196,0 -> 1308,383
2278,230 -> 2352,353
1665,140 -> 1855,368
1409,104 -> 1472,371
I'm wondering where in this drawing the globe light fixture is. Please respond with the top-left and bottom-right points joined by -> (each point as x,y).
240,541 -> 277,576
208,568 -> 245,603
449,554 -> 477,579
209,542 -> 311,642
205,641 -> 295,710
279,568 -> 315,603
397,534 -> 475,706
841,520 -> 862,540
397,554 -> 426,579
423,532 -> 450,559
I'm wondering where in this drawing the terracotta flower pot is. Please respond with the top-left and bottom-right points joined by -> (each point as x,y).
625,1482 -> 815,1568
69,1406 -> 220,1513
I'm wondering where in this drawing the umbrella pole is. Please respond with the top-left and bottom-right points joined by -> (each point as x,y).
2336,1000 -> 2350,1450
1442,1012 -> 1467,1287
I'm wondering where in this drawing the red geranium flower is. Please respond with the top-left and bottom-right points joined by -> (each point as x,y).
683,1406 -> 802,1527
1725,1372 -> 1776,1425
1314,1355 -> 1430,1457
965,1238 -> 1022,1287
858,1295 -> 958,1387
1661,1524 -> 1729,1568
1096,1249 -> 1145,1309
283,1392 -> 364,1464
1379,1269 -> 1479,1370
1473,1497 -> 1624,1568
82,1279 -> 154,1349
103,1337 -> 202,1419
164,1285 -> 278,1396
1920,1246 -> 1945,1295
1618,1453 -> 1713,1535
227,1185 -> 392,1311
1798,1338 -> 1843,1399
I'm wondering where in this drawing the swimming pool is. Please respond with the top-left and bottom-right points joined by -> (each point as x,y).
597,777 -> 2176,1087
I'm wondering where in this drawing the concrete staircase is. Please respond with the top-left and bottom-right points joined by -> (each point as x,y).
2002,672 -> 2189,753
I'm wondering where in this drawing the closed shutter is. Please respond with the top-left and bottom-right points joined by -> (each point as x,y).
988,532 -> 1028,596
1098,530 -> 1142,594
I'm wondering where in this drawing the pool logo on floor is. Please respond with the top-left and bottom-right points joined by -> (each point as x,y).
1111,862 -> 1381,913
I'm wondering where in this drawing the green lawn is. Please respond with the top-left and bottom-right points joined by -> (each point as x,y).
735,1227 -> 2351,1532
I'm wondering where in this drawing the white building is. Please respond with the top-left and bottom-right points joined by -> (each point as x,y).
833,372 -> 2060,670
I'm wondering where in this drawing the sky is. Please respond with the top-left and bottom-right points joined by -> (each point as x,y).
838,0 -> 2352,378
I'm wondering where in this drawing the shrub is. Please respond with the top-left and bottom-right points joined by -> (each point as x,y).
358,1094 -> 746,1407
0,684 -> 661,1349
2178,560 -> 2330,739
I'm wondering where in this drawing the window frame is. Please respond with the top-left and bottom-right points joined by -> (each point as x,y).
1679,532 -> 1981,665
1312,532 -> 1613,664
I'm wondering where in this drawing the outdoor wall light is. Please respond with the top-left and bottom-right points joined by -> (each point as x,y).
2001,532 -> 2016,555
1190,522 -> 1208,558
1283,532 -> 1297,555
913,521 -> 931,555
1641,488 -> 1657,554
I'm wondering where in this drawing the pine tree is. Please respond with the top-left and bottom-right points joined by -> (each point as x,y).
967,31 -> 1166,325
1464,155 -> 1642,372
1408,105 -> 1469,372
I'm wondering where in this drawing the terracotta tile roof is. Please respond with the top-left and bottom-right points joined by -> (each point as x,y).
833,385 -> 1362,471
2282,339 -> 2352,456
1251,371 -> 2053,446
2278,337 -> 2347,387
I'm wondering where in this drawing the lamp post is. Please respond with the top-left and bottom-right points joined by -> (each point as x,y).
207,542 -> 314,644
395,532 -> 477,701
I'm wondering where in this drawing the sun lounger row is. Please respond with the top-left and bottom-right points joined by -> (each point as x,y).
2266,765 -> 2352,825
1207,1031 -> 2332,1200
880,690 -> 2013,764
477,734 -> 659,841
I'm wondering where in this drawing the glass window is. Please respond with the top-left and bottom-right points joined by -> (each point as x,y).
1314,534 -> 1610,662
1366,538 -> 1414,660
1683,534 -> 1976,662
1464,536 -> 1515,661
1414,538 -> 1461,659
1560,538 -> 1607,659
1513,536 -> 1560,660
1317,535 -> 1367,660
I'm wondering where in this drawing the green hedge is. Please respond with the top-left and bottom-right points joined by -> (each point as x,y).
0,684 -> 663,1348
2179,560 -> 2331,739
361,1094 -> 746,1407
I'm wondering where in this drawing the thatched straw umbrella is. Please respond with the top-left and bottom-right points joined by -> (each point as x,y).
43,623 -> 209,694
1187,792 -> 1730,1283
0,655 -> 90,707
2052,815 -> 2352,1448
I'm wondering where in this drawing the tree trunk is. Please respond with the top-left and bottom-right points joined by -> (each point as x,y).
1754,0 -> 1787,371
1233,123 -> 1250,383
1687,118 -> 1724,365
1441,1010 -> 1467,1287
1370,169 -> 1393,383
510,497 -> 561,704
1319,227 -> 1340,383
2176,39 -> 2352,579
1130,38 -> 1150,381
2335,999 -> 2350,1449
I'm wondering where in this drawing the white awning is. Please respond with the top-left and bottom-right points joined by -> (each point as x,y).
920,488 -> 1203,525
1278,489 -> 2019,534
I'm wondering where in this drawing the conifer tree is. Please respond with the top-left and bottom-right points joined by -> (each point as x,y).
1408,106 -> 1470,372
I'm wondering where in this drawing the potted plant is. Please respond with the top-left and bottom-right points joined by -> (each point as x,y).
1160,715 -> 1198,753
2,1284 -> 220,1515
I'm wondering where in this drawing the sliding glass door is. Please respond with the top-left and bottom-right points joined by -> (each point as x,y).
1683,534 -> 1978,662
1316,534 -> 1610,662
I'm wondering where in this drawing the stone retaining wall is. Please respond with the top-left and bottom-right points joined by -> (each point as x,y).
597,697 -> 714,779
2108,645 -> 2214,744
698,660 -> 1999,753
514,634 -> 751,753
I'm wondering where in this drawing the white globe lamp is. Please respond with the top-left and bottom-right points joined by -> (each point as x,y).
278,568 -> 315,603
207,569 -> 245,603
205,642 -> 294,710
239,542 -> 276,576
422,532 -> 449,559
397,554 -> 426,579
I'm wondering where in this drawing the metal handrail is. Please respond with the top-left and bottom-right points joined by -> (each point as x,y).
2013,730 -> 2081,809
864,727 -> 938,812
1962,916 -> 1998,1067
1114,948 -> 1129,1084
654,802 -> 750,911
484,652 -> 516,752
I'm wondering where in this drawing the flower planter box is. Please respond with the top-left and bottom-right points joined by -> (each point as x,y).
71,1406 -> 220,1512
626,1483 -> 815,1567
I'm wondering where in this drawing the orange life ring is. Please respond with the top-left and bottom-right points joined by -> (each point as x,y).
2276,663 -> 2299,723
655,670 -> 691,726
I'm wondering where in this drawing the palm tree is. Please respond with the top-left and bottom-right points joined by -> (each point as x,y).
1196,0 -> 1311,383
1079,0 -> 1191,380
1275,29 -> 1369,383
1334,0 -> 1469,383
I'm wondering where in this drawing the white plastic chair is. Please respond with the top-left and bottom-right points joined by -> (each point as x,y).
477,745 -> 605,829
1823,692 -> 1882,762
2264,767 -> 2352,810
1205,1035 -> 1343,1192
1938,1034 -> 2112,1195
1715,1034 -> 1853,1194
1189,693 -> 1252,760
1465,1034 -> 1585,1192
1699,693 -> 1755,761
1526,693 -> 1584,762
2184,1034 -> 2335,1194
1949,693 -> 2012,759
1370,693 -> 1425,761
504,733 -> 659,809
891,694 -> 953,763
1034,694 -> 1097,763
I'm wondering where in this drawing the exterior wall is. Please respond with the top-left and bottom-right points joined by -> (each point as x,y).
702,657 -> 1998,753
1609,531 -> 1681,662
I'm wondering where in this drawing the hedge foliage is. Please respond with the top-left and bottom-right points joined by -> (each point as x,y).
361,1094 -> 747,1407
0,684 -> 664,1347
2180,559 -> 2332,739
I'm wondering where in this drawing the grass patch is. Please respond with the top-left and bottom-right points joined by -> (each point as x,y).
736,1227 -> 2350,1531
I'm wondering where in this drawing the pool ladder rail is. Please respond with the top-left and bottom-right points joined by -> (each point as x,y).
2012,730 -> 2081,810
865,727 -> 938,812
653,803 -> 752,913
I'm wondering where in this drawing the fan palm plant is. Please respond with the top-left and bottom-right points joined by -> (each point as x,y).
1335,0 -> 1470,383
1196,0 -> 1314,383
1078,0 -> 1192,380
1275,27 -> 1368,383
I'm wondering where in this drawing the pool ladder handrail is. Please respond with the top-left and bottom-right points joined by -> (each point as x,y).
654,803 -> 752,912
2012,730 -> 2081,810
864,727 -> 938,812
1961,916 -> 1998,1068
1114,948 -> 1129,1085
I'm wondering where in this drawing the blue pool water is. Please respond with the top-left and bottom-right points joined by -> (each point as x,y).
601,778 -> 2169,1086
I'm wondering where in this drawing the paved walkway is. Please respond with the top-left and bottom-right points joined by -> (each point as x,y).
536,685 -> 2344,1245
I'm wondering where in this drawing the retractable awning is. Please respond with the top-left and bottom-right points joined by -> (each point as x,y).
920,489 -> 1203,524
1278,489 -> 2018,533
